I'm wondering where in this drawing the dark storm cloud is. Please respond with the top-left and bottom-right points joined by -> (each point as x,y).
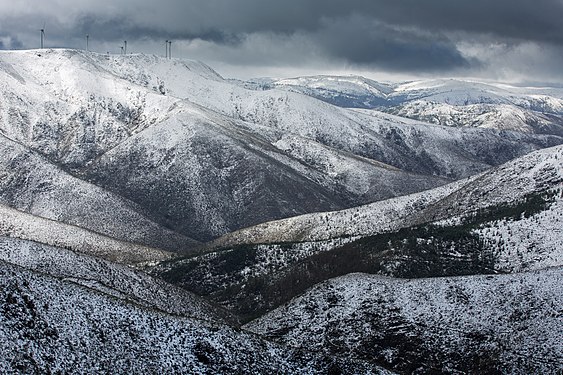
60,1 -> 479,71
68,10 -> 474,72
1,0 -> 563,80
353,0 -> 563,46
75,15 -> 242,45
311,16 -> 474,72
138,0 -> 563,45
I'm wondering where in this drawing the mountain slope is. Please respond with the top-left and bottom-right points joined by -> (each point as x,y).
1,49 -> 561,242
270,76 -> 563,135
0,50 -> 447,241
154,145 -> 563,319
245,269 -> 563,374
2,49 -> 562,374
0,236 -> 221,322
0,192 -> 389,373
0,204 -> 173,266
83,101 -> 448,241
0,133 -> 198,253
0,258 -> 389,374
211,144 -> 563,247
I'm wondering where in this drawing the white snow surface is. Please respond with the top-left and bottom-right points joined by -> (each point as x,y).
272,76 -> 563,111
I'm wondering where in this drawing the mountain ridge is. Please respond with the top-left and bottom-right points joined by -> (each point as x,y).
1,48 -> 563,373
154,145 -> 562,321
268,75 -> 563,135
209,144 -> 563,248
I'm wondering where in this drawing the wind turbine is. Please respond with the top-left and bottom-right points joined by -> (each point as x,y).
124,40 -> 127,54
86,34 -> 89,51
120,46 -> 124,55
40,23 -> 45,49
168,40 -> 172,59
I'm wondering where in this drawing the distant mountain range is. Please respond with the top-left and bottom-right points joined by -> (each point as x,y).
259,75 -> 563,135
1,49 -> 562,373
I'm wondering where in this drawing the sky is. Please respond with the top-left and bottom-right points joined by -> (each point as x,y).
1,0 -> 563,83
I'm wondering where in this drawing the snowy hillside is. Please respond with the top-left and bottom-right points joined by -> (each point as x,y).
0,258 -> 388,374
2,49 -> 563,373
0,203 -> 172,266
1,49 -> 561,241
270,76 -> 563,135
245,269 -> 563,374
156,145 -> 563,319
386,101 -> 563,134
0,236 -> 223,322
211,144 -> 563,247
0,133 -> 199,253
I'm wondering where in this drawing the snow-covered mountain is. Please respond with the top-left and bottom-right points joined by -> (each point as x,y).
209,144 -> 563,247
1,49 -> 561,242
270,76 -> 563,135
148,145 -> 563,372
0,238 -> 388,374
2,48 -> 563,373
245,269 -> 563,374
253,75 -> 393,108
155,145 -> 563,319
0,133 -> 199,253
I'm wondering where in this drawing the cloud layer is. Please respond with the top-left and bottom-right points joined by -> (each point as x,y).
1,0 -> 563,81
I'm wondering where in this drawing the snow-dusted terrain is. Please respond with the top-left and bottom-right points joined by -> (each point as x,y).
0,236 -> 223,322
245,269 -> 563,374
0,134 -> 198,253
0,258 -> 388,374
473,197 -> 563,272
1,49 -> 561,241
211,144 -> 563,247
0,204 -> 173,266
156,145 -> 563,321
270,75 -> 563,135
2,48 -> 563,373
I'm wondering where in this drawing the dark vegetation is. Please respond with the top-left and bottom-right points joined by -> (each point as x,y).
156,190 -> 557,322
0,263 -> 384,374
311,294 -> 505,375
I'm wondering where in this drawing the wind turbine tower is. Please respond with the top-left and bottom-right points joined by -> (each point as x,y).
124,40 -> 127,54
86,34 -> 89,51
168,40 -> 172,59
40,28 -> 45,48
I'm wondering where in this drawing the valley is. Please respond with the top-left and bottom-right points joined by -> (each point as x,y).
0,49 -> 562,374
